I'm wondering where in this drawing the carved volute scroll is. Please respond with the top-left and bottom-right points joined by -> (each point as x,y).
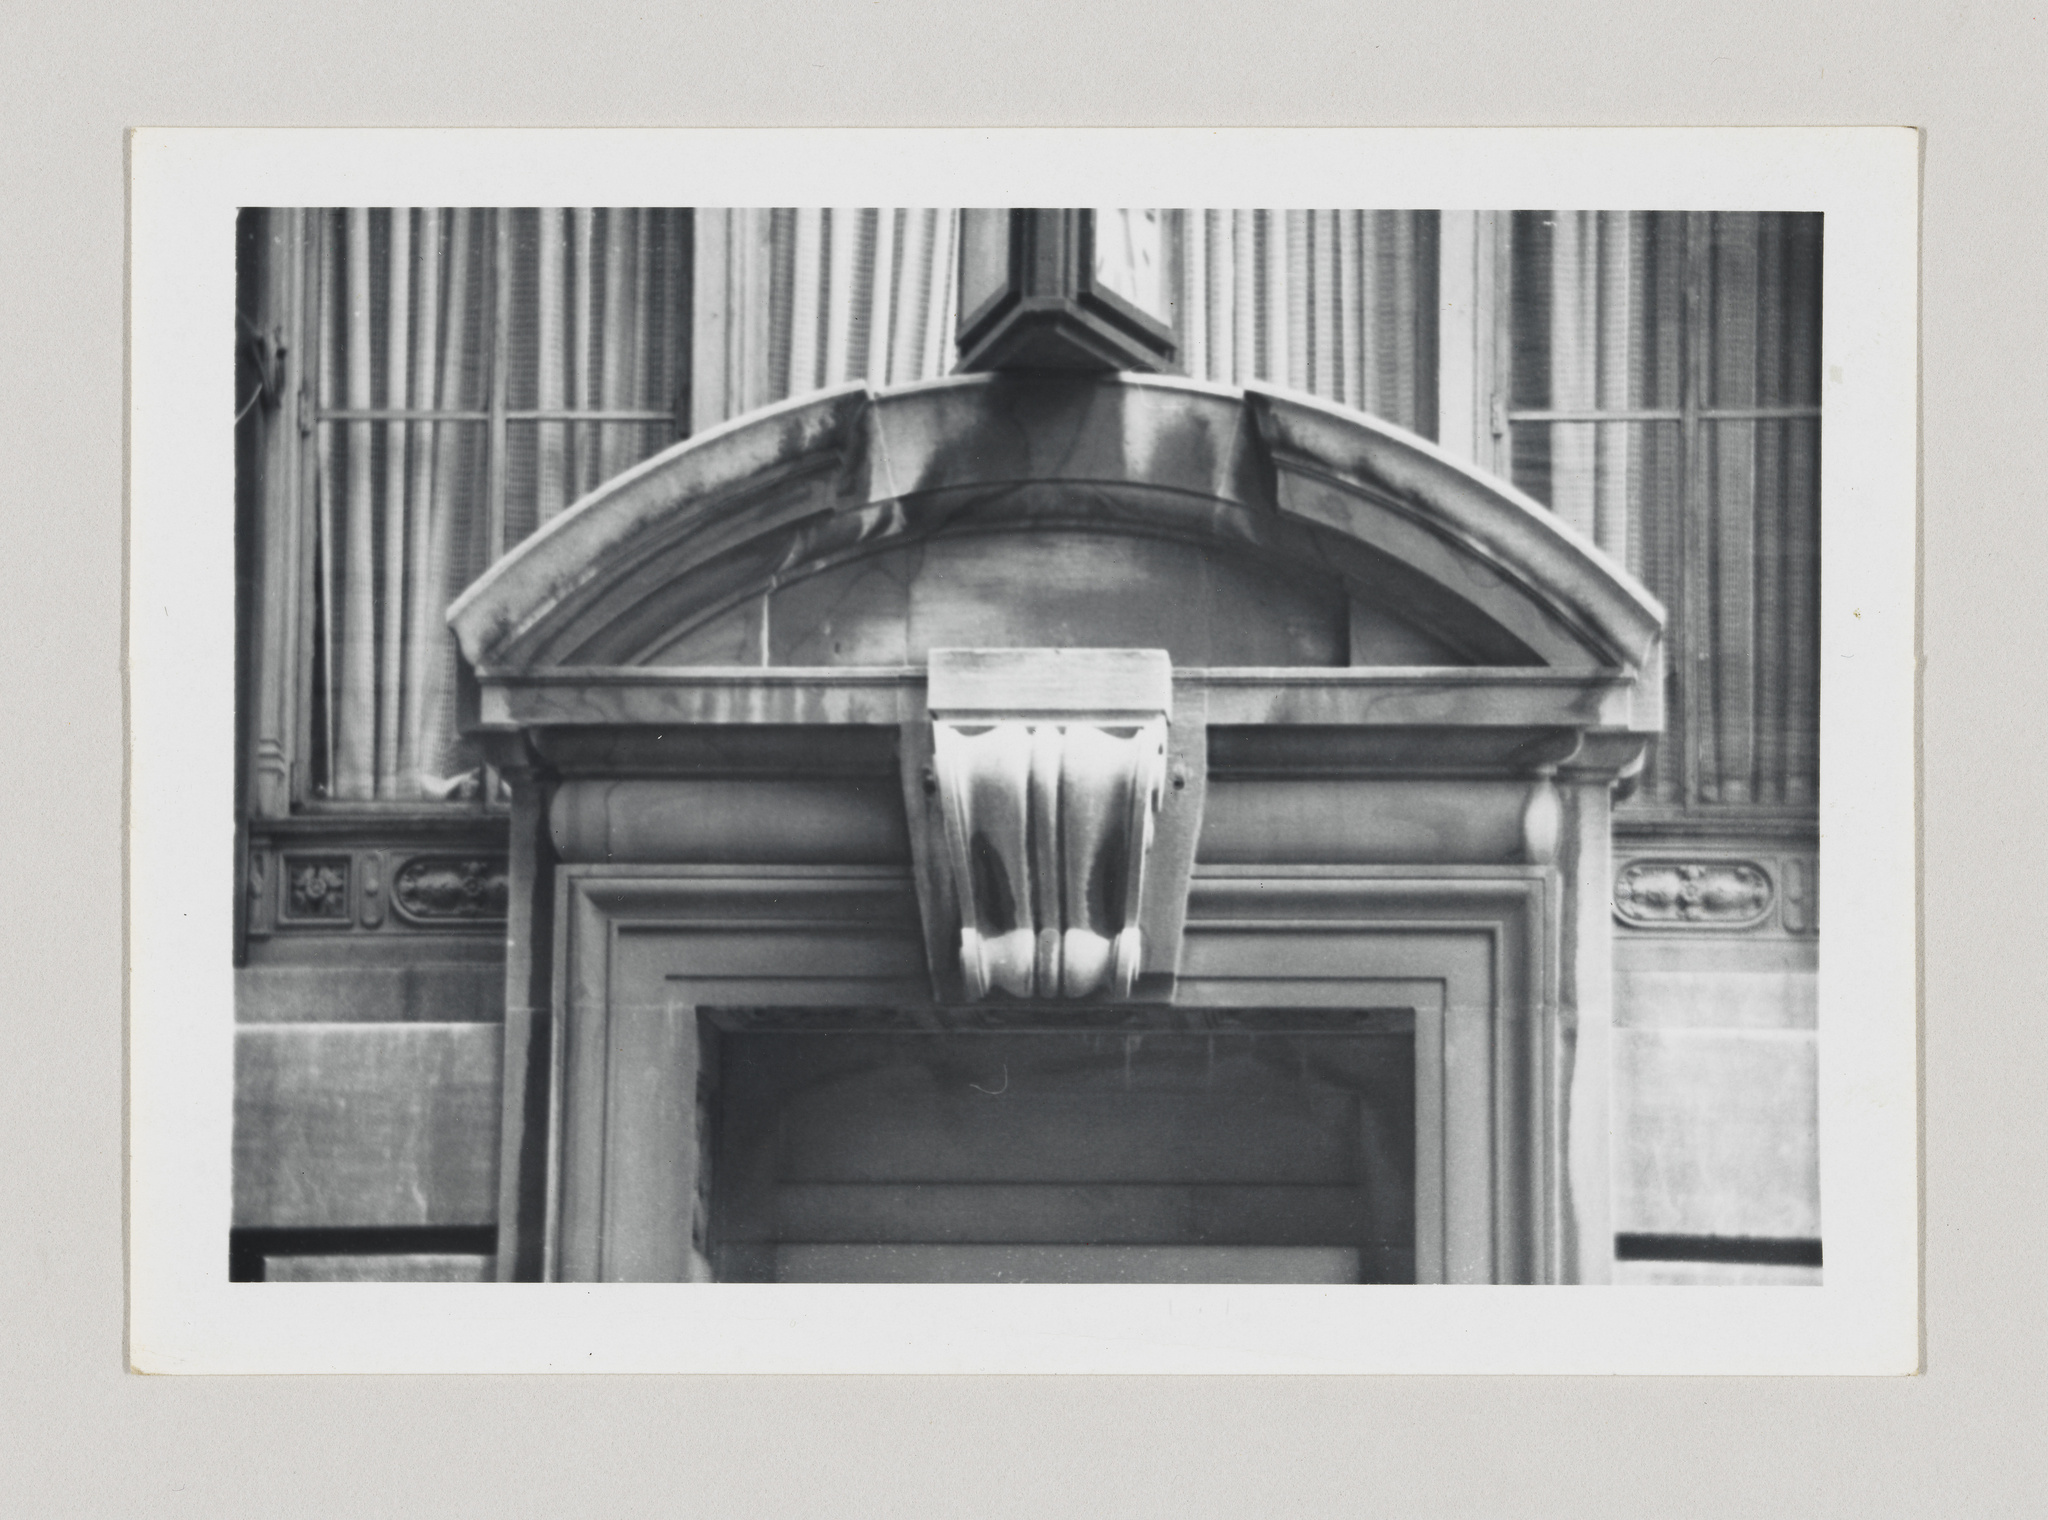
928,650 -> 1172,1000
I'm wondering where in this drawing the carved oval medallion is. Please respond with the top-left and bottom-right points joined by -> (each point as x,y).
391,855 -> 510,924
1613,859 -> 1773,929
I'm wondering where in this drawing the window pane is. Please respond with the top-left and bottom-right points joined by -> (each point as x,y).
1507,419 -> 1677,551
1630,212 -> 1687,411
1509,211 -> 1554,410
1622,420 -> 1687,807
502,209 -> 691,415
308,418 -> 489,802
1171,210 -> 1437,434
1706,212 -> 1822,410
1511,210 -> 1685,415
957,209 -> 1010,322
503,420 -> 680,548
1092,208 -> 1166,319
314,209 -> 492,415
1691,414 -> 1821,807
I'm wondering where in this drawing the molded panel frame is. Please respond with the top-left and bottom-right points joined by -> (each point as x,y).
547,866 -> 931,1282
536,860 -> 1565,1286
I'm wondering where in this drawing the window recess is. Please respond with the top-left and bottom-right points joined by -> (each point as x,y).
1488,211 -> 1821,820
241,208 -> 693,813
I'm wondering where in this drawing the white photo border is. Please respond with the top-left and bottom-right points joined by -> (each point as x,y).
129,127 -> 1919,1374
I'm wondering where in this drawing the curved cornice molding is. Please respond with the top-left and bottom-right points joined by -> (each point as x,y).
1241,385 -> 1664,678
448,372 -> 1665,688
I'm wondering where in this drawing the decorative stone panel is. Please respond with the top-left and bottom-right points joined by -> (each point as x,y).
934,717 -> 1167,1000
925,648 -> 1177,1002
246,822 -> 511,940
1780,855 -> 1820,935
1613,859 -> 1774,929
282,856 -> 351,921
391,856 -> 512,924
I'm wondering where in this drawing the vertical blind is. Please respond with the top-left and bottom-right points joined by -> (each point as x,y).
1507,211 -> 1822,811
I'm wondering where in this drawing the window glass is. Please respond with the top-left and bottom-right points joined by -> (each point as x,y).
303,207 -> 689,802
957,208 -> 1011,321
1091,207 -> 1165,318
1505,210 -> 1821,812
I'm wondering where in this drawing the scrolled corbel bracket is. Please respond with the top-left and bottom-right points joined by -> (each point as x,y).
910,649 -> 1196,1002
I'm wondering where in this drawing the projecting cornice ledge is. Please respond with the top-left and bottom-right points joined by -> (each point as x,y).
471,665 -> 1653,748
1242,385 -> 1666,680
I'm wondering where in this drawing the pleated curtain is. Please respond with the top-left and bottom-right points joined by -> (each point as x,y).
313,208 -> 486,803
689,209 -> 1441,438
1507,210 -> 1822,809
310,207 -> 688,801
1170,209 -> 1438,437
689,208 -> 961,431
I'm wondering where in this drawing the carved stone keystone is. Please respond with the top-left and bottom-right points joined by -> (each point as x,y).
927,649 -> 1173,1000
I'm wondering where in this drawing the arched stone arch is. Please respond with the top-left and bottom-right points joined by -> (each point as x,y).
451,371 -> 1666,1289
451,371 -> 1662,704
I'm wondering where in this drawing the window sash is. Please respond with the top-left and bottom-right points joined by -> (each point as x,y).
1489,210 -> 1823,816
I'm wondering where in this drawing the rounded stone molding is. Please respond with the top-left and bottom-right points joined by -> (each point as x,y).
448,372 -> 1665,709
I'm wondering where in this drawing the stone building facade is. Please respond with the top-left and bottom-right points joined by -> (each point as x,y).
232,208 -> 1819,1284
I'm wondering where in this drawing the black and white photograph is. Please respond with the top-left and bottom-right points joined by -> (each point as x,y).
128,130 -> 1917,1371
7,0 -> 2032,1496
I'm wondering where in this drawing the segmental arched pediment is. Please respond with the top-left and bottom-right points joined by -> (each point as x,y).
449,372 -> 1664,704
